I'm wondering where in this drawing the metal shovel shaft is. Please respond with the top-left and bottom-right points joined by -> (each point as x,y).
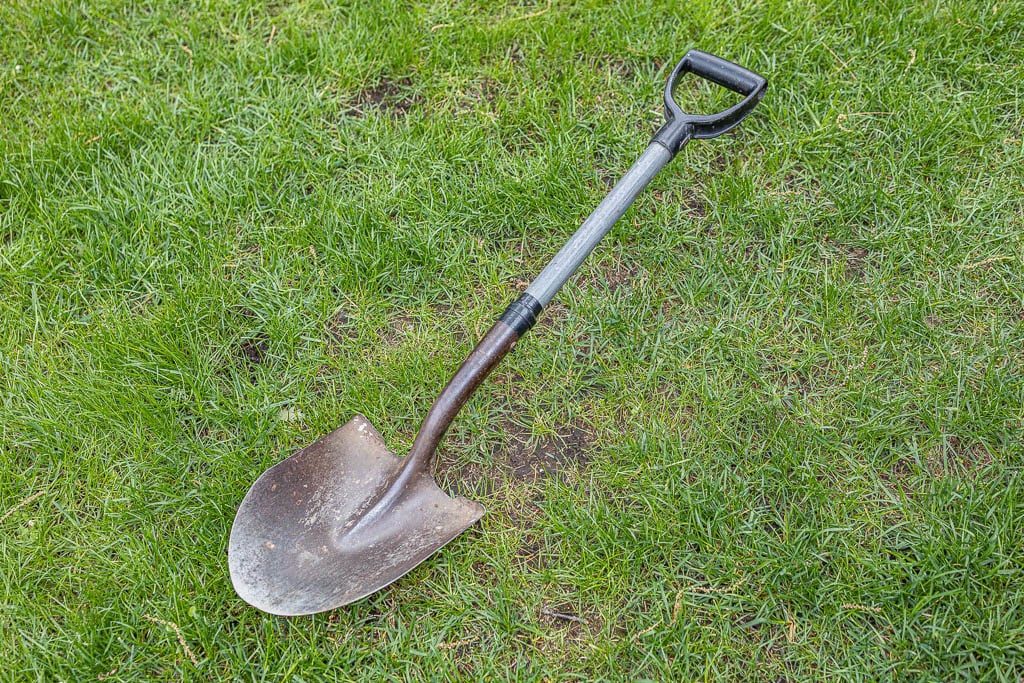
390,142 -> 673,486
369,50 -> 769,515
524,143 -> 673,307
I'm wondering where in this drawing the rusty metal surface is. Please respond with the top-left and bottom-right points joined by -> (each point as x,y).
229,323 -> 519,616
228,415 -> 485,616
380,321 -> 520,504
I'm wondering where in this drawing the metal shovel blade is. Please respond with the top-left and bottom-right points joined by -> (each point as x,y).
228,414 -> 485,616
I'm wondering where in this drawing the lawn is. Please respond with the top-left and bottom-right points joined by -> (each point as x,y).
2,0 -> 1023,680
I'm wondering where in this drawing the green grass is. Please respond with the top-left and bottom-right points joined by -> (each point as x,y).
2,0 -> 1023,679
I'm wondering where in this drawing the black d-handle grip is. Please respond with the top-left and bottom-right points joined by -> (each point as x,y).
652,50 -> 767,155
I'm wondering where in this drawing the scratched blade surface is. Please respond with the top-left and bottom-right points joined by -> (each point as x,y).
228,415 -> 485,616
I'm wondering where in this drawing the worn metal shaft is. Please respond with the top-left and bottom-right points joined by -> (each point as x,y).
524,142 -> 673,306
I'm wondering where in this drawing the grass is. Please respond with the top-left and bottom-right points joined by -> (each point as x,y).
2,0 -> 1023,679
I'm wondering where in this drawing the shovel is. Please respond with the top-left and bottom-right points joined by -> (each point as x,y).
229,50 -> 767,616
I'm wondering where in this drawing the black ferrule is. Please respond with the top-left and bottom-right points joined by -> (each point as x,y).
651,119 -> 693,157
498,293 -> 544,336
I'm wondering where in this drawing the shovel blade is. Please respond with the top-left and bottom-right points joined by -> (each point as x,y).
228,414 -> 485,616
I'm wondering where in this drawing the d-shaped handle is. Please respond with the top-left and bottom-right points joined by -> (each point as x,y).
652,50 -> 768,155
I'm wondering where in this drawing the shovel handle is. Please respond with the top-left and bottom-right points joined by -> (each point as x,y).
653,50 -> 768,153
520,51 -> 766,310
393,51 -> 766,487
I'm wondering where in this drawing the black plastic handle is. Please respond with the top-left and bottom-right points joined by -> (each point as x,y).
652,50 -> 768,155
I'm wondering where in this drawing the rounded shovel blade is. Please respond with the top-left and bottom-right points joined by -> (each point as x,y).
228,415 -> 485,616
